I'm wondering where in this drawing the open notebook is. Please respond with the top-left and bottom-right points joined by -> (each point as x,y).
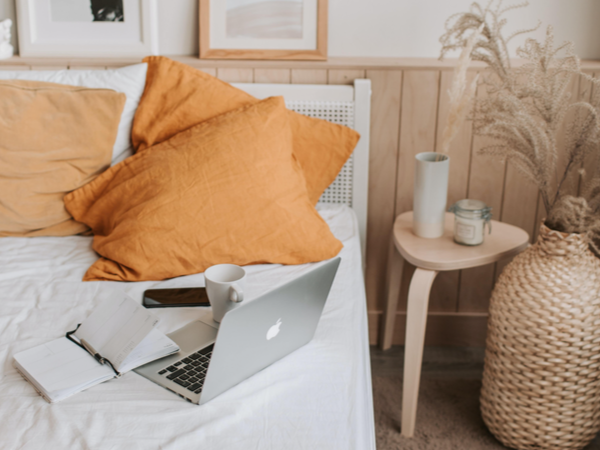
13,292 -> 179,403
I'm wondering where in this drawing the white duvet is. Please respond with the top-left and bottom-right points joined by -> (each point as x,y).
0,205 -> 375,450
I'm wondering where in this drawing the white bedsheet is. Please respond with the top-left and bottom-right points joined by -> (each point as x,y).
0,205 -> 375,450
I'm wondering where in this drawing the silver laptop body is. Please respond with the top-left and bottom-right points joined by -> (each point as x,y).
134,257 -> 341,405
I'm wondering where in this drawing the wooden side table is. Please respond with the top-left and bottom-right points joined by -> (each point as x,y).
381,211 -> 529,438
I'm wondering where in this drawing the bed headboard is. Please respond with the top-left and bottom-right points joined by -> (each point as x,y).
234,80 -> 372,263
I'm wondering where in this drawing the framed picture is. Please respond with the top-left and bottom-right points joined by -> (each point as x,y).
16,0 -> 158,57
200,0 -> 327,60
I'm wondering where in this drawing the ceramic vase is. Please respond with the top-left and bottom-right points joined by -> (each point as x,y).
413,152 -> 449,238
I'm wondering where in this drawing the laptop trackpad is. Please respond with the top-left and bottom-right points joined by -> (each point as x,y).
167,320 -> 218,354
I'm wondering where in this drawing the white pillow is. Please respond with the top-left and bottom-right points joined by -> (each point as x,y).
0,63 -> 147,164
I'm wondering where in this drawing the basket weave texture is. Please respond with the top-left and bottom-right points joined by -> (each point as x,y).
481,223 -> 600,450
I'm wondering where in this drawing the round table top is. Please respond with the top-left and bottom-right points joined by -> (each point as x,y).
393,212 -> 530,271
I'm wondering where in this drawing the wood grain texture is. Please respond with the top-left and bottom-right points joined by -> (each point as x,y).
198,67 -> 217,77
364,70 -> 403,313
216,68 -> 254,83
290,69 -> 328,84
328,69 -> 365,85
458,264 -> 495,312
580,72 -> 599,199
395,70 -> 440,215
67,66 -> 107,70
254,69 -> 291,84
0,65 -> 30,70
392,212 -> 529,271
29,66 -> 69,71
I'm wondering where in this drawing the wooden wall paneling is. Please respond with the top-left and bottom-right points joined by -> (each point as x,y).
198,68 -> 217,77
291,69 -> 328,84
493,163 -> 539,280
437,70 -> 477,206
458,78 -> 507,312
254,69 -> 291,84
432,70 -> 477,313
554,74 -> 584,201
68,66 -> 107,70
363,70 -> 403,320
394,70 -> 451,312
328,69 -> 366,85
0,65 -> 30,70
369,312 -> 488,347
394,71 -> 441,217
500,167 -> 539,237
578,71 -> 597,198
29,66 -> 69,70
216,68 -> 254,83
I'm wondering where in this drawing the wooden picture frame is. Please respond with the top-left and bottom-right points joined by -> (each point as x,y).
199,0 -> 327,61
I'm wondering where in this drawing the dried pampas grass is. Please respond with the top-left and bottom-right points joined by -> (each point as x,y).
439,0 -> 600,253
439,24 -> 482,157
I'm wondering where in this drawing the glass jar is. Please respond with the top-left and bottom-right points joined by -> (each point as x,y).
448,199 -> 492,246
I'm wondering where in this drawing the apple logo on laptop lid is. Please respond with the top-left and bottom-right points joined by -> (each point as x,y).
266,318 -> 282,340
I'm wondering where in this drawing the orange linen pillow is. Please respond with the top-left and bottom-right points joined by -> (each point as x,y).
131,56 -> 360,205
65,97 -> 342,282
0,80 -> 125,237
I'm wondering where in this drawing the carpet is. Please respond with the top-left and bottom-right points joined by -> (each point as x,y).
372,376 -> 600,450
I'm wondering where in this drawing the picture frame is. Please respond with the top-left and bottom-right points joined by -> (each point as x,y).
199,0 -> 327,61
16,0 -> 158,58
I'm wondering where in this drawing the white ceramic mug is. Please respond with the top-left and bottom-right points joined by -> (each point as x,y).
205,264 -> 246,323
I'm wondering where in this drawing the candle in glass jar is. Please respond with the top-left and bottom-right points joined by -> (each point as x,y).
448,199 -> 492,246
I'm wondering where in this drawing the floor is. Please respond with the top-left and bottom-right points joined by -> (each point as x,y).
370,346 -> 600,450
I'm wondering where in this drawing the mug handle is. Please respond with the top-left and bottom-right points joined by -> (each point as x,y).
229,284 -> 244,303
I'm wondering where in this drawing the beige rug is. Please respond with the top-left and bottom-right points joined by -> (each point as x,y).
372,376 -> 600,450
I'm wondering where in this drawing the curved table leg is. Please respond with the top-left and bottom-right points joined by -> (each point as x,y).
401,268 -> 438,438
381,237 -> 405,350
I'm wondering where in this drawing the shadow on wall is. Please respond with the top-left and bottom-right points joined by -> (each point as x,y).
580,1 -> 600,58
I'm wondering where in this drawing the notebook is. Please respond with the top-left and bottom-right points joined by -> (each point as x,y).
13,292 -> 179,403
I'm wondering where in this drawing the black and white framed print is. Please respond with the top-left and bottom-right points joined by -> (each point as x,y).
16,0 -> 158,57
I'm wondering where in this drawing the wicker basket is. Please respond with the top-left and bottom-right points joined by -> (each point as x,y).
481,223 -> 600,450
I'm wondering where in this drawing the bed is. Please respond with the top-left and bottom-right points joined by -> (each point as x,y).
0,75 -> 375,450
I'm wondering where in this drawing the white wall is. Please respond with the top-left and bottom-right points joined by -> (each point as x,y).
2,0 -> 600,59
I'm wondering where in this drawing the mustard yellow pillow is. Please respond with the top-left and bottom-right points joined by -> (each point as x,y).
131,56 -> 360,205
65,97 -> 342,282
0,80 -> 126,237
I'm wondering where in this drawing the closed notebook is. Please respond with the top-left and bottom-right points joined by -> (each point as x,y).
13,293 -> 179,403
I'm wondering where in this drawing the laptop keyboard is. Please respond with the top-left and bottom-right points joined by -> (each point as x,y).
157,344 -> 214,395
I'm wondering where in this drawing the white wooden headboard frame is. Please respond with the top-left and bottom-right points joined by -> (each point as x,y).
234,80 -> 372,264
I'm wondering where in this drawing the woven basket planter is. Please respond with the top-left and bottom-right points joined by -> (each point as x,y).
481,223 -> 600,450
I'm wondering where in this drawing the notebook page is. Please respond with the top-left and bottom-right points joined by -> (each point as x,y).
14,337 -> 115,402
75,292 -> 158,370
119,328 -> 180,373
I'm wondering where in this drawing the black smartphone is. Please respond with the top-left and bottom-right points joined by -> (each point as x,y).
142,287 -> 211,308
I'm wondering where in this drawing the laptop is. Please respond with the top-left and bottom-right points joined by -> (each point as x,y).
134,257 -> 341,405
